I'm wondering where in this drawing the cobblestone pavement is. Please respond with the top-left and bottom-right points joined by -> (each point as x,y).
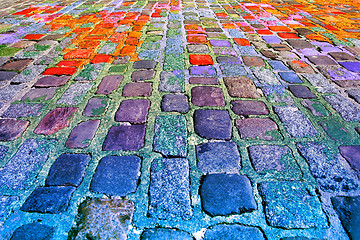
1,0 -> 360,239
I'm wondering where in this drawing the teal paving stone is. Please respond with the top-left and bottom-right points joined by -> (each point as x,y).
189,65 -> 217,76
301,99 -> 330,116
10,222 -> 55,240
1,103 -> 44,118
97,42 -> 117,54
297,142 -> 359,192
46,154 -> 91,187
163,54 -> 185,71
194,109 -> 232,140
288,85 -> 316,99
248,145 -> 302,179
141,228 -> 193,240
0,139 -> 56,190
11,65 -> 46,84
21,87 -> 57,101
102,125 -> 146,151
159,71 -> 184,93
339,145 -> 360,176
83,97 -> 108,117
258,181 -> 328,229
57,82 -> 93,106
20,186 -> 75,213
331,196 -> 360,240
149,158 -> 192,220
0,84 -> 26,101
196,142 -> 241,174
279,71 -> 303,83
115,99 -> 150,124
96,75 -> 123,95
268,60 -> 289,71
0,196 -> 18,225
324,94 -> 360,122
161,94 -> 189,113
74,63 -> 103,81
318,118 -> 354,143
204,224 -> 265,240
200,174 -> 256,217
153,115 -> 187,158
219,63 -> 247,76
90,156 -> 141,197
273,105 -> 318,138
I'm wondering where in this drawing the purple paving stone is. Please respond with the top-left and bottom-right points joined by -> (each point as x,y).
209,40 -> 231,47
339,146 -> 360,176
262,35 -> 281,44
339,62 -> 360,72
161,94 -> 189,113
115,99 -> 150,124
21,87 -> 57,101
131,70 -> 155,81
0,59 -> 32,72
20,186 -> 75,213
194,109 -> 232,140
96,75 -> 123,95
235,118 -> 281,140
102,125 -> 146,151
10,223 -> 55,240
317,65 -> 360,81
66,120 -> 100,149
83,97 -> 108,117
122,82 -> 152,97
216,56 -> 241,64
279,72 -> 303,83
298,48 -> 321,56
191,86 -> 225,107
2,103 -> 44,118
231,100 -> 269,116
329,52 -> 356,61
190,65 -> 217,76
90,155 -> 141,196
204,224 -> 265,240
200,174 -> 256,216
33,75 -> 70,87
46,154 -> 91,187
0,119 -> 29,141
189,77 -> 219,85
307,55 -> 337,66
0,70 -> 17,81
133,60 -> 157,69
288,85 -> 316,99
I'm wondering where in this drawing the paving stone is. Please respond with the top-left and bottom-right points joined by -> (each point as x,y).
131,70 -> 155,81
209,39 -> 231,47
302,73 -> 339,94
133,60 -> 157,69
0,59 -> 32,72
57,82 -> 93,105
317,65 -> 360,82
66,120 -> 100,149
288,60 -> 315,74
287,39 -> 314,49
153,115 -> 187,157
274,105 -> 318,137
252,68 -> 282,86
141,228 -> 193,240
200,174 -> 256,216
189,77 -> 219,85
122,82 -> 152,97
149,158 -> 192,220
2,103 -> 44,118
347,88 -> 360,104
224,77 -> 260,98
236,118 -> 281,140
161,94 -> 189,113
0,84 -> 26,101
216,56 -> 242,64
231,100 -> 269,116
288,85 -> 316,98
159,71 -> 184,93
115,99 -> 150,124
242,56 -> 265,67
90,155 -> 141,196
329,52 -> 356,61
194,109 -> 232,140
339,145 -> 360,177
268,60 -> 289,70
331,196 -> 360,240
0,70 -> 17,82
46,153 -> 91,187
74,63 -> 103,81
102,125 -> 146,151
0,144 -> 8,161
34,75 -> 70,87
189,66 -> 217,76
318,118 -> 354,142
307,55 -> 337,65
0,118 -> 29,141
112,56 -> 131,65
260,50 -> 277,59
83,97 -> 107,117
69,198 -> 134,240
34,107 -> 78,135
0,139 -> 56,190
279,72 -> 303,83
187,44 -> 209,53
271,44 -> 292,51
297,142 -> 359,192
189,54 -> 213,66
191,86 -> 225,107
301,99 -> 330,116
10,222 -> 55,240
96,75 -> 123,95
204,224 -> 265,240
11,40 -> 36,49
281,238 -> 321,240
339,62 -> 360,72
324,94 -> 360,122
0,196 -> 18,225
21,87 -> 57,101
11,65 -> 46,84
258,181 -> 328,229
20,186 -> 75,213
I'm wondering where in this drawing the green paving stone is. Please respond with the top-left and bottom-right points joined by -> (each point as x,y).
163,54 -> 185,71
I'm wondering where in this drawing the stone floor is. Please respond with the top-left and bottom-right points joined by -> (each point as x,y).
0,0 -> 360,239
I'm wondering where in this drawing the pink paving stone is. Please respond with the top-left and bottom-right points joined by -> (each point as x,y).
191,86 -> 225,107
115,99 -> 150,124
231,100 -> 269,117
242,56 -> 266,67
96,75 -> 123,95
65,120 -> 100,149
0,119 -> 29,141
34,107 -> 78,135
102,125 -> 146,151
34,75 -> 71,87
235,118 -> 280,140
189,77 -> 219,85
122,82 -> 152,97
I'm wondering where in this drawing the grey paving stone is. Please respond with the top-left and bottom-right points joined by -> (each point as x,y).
115,99 -> 150,124
66,120 -> 100,149
159,71 -> 184,93
231,100 -> 269,116
83,97 -> 108,117
57,82 -> 93,105
258,181 -> 328,229
187,44 -> 209,53
0,196 -> 18,225
274,105 -> 318,138
74,63 -> 103,81
204,224 -> 265,240
297,142 -> 359,192
21,87 -> 57,101
200,174 -> 256,216
161,94 -> 189,113
90,156 -> 141,196
149,158 -> 192,220
96,75 -> 123,95
141,228 -> 193,240
0,139 -> 56,190
133,60 -> 157,69
0,84 -> 26,101
11,65 -> 46,84
34,75 -> 70,88
0,119 -> 29,141
10,222 -> 55,240
194,109 -> 232,140
20,186 -> 75,213
288,85 -> 316,99
302,73 -> 339,94
98,43 -> 117,54
324,94 -> 360,122
1,103 -> 44,118
235,118 -> 281,140
252,68 -> 282,86
131,70 -> 155,81
102,125 -> 146,151
196,142 -> 241,174
287,39 -> 314,49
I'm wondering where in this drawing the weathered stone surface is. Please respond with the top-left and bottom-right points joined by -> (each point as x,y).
231,100 -> 269,116
2,103 -> 44,118
74,63 -> 103,81
96,75 -> 123,95
0,84 -> 26,101
318,118 -> 354,142
302,73 -> 339,94
324,94 -> 360,122
224,77 -> 260,98
235,118 -> 281,140
307,55 -> 337,66
297,142 -> 359,192
339,145 -> 360,176
133,60 -> 157,69
83,97 -> 108,117
21,87 -> 57,101
10,223 -> 55,240
347,88 -> 360,104
0,196 -> 18,225
57,82 -> 93,105
153,115 -> 187,157
159,71 -> 184,93
34,75 -> 70,87
329,52 -> 356,61
301,99 -> 330,116
20,186 -> 75,213
189,66 -> 216,76
189,77 -> 219,85
187,44 -> 209,53
69,198 -> 134,240
11,65 -> 46,83
242,56 -> 265,67
194,109 -> 232,140
191,86 -> 225,107
268,60 -> 289,70
0,119 -> 29,141
90,156 -> 141,196
200,174 -> 256,216
258,181 -> 328,229
66,120 -> 100,148
0,59 -> 32,71
288,60 -> 315,74
161,94 -> 189,113
252,68 -> 282,86
288,85 -> 316,99
204,224 -> 265,240
0,71 -> 17,82
122,82 -> 152,97
34,107 -> 78,135
115,99 -> 150,124
141,228 -> 193,240
112,56 -> 130,64
131,70 -> 155,81
102,125 -> 146,151
287,40 -> 314,49
278,72 -> 303,83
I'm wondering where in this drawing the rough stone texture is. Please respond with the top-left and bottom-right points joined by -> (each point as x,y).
149,158 -> 192,220
131,70 -> 155,81
161,94 -> 189,113
69,198 -> 134,240
278,72 -> 303,83
0,145 -> 8,161
274,105 -> 318,138
0,71 -> 17,82
224,77 -> 260,98
288,60 -> 315,74
242,56 -> 266,67
0,119 -> 29,141
65,120 -> 100,149
302,73 -> 339,94
301,99 -> 330,116
0,196 -> 18,225
10,223 -> 55,240
0,84 -> 26,101
324,94 -> 360,122
90,155 -> 141,196
122,82 -> 152,97
0,59 -> 32,71
141,228 -> 193,240
159,71 -> 184,93
258,181 -> 328,229
194,109 -> 232,140
347,88 -> 360,104
287,39 -> 314,49
196,142 -> 241,174
288,85 -> 316,99
102,125 -> 146,151
21,87 -> 57,101
74,63 -> 103,81
11,65 -> 46,84
34,75 -> 70,87
96,75 -> 123,95
83,97 -> 108,117
329,52 -> 356,61
204,224 -> 265,240
57,82 -> 93,105
231,100 -> 269,116
20,186 -> 75,213
153,115 -> 187,157
235,118 -> 281,140
318,118 -> 354,142
191,86 -> 225,107
307,55 -> 337,65
200,174 -> 256,216
115,99 -> 150,124
339,146 -> 360,176
1,103 -> 44,118
297,142 -> 359,192
133,60 -> 157,69
189,77 -> 219,85
252,68 -> 282,86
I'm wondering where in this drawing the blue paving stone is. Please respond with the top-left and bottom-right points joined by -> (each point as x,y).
0,196 -> 18,225
139,50 -> 160,60
220,63 -> 247,76
339,62 -> 360,72
258,181 -> 328,229
90,155 -> 141,197
324,94 -> 360,122
10,222 -> 55,240
204,224 -> 265,240
165,46 -> 184,54
262,35 -> 281,44
161,94 -> 189,113
45,154 -> 91,187
189,66 -> 217,76
1,103 -> 44,118
196,142 -> 241,174
20,186 -> 75,213
0,145 -> 8,161
194,109 -> 232,140
141,228 -> 193,240
279,72 -> 303,83
200,174 -> 256,216
281,238 -> 321,240
268,60 -> 289,71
